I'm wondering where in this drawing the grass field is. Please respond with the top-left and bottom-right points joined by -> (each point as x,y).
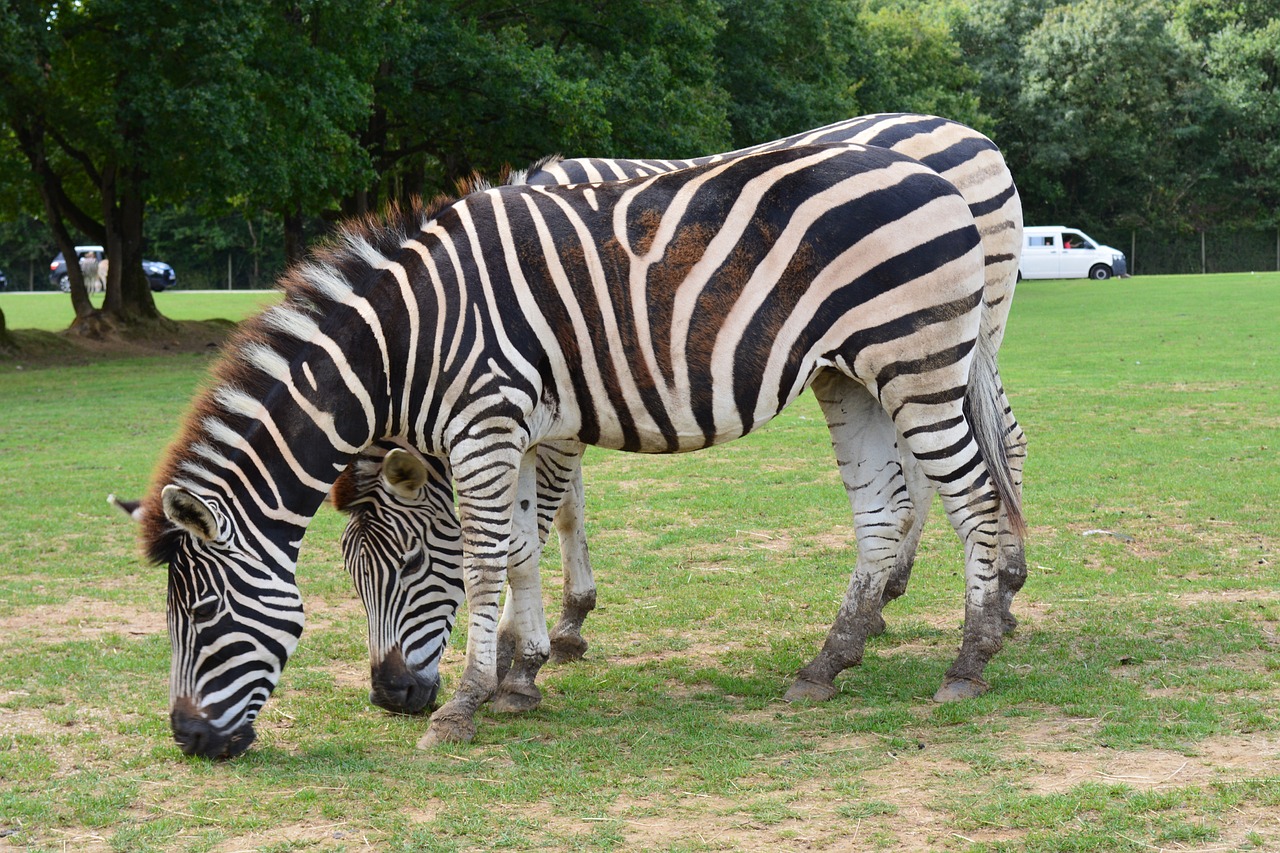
0,290 -> 282,332
1,273 -> 1278,851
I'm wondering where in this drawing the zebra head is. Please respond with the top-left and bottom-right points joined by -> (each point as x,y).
332,445 -> 464,715
153,485 -> 305,760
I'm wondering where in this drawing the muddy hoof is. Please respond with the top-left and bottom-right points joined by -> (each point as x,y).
932,677 -> 988,703
783,678 -> 838,703
866,613 -> 888,638
417,714 -> 476,748
1001,612 -> 1018,635
548,633 -> 588,665
491,684 -> 542,714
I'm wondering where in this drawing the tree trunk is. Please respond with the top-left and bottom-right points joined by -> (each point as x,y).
0,307 -> 16,354
283,204 -> 306,267
12,116 -> 109,335
101,166 -> 162,326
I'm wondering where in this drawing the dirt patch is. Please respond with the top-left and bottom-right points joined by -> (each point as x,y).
1025,732 -> 1280,794
1,319 -> 237,368
0,595 -> 165,642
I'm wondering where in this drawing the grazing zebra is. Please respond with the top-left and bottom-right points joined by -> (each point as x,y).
336,112 -> 1026,714
330,438 -> 592,714
141,142 -> 1023,757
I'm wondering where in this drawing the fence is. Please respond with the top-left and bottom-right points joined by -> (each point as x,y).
1091,226 -> 1280,276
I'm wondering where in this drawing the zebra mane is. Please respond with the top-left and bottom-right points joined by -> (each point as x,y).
138,192 -> 470,565
506,154 -> 562,186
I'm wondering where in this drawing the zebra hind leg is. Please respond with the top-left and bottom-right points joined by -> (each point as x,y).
897,359 -> 1024,703
996,392 -> 1028,634
544,444 -> 595,664
874,449 -> 933,635
785,372 -> 912,703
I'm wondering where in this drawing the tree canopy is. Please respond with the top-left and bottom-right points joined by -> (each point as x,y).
1,0 -> 1278,337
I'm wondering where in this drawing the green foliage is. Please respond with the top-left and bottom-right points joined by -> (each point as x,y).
856,1 -> 986,131
4,0 -> 1280,312
713,0 -> 866,148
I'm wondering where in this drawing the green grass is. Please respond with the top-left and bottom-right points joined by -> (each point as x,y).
0,289 -> 281,332
1,273 -> 1278,851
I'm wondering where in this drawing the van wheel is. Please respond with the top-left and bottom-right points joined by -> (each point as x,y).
1089,264 -> 1112,280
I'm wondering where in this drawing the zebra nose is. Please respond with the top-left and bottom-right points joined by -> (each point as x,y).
170,703 -> 257,760
369,651 -> 439,715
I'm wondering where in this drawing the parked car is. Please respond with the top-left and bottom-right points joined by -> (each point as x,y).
1019,226 -> 1128,280
49,245 -> 176,292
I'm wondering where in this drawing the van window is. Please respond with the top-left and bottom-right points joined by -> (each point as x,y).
1062,231 -> 1091,249
1029,235 -> 1055,248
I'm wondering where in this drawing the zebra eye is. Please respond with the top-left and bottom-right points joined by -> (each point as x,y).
191,598 -> 219,622
401,545 -> 426,578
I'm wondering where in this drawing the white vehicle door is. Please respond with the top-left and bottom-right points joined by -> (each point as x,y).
1059,231 -> 1095,278
1021,232 -> 1060,278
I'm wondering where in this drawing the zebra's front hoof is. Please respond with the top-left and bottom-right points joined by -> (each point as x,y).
417,710 -> 476,748
491,683 -> 542,714
783,677 -> 837,704
548,632 -> 588,665
932,676 -> 988,703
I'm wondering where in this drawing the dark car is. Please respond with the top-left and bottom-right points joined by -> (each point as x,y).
49,245 -> 175,292
0,268 -> 7,290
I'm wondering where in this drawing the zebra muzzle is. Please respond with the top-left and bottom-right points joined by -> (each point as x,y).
369,649 -> 440,715
169,704 -> 257,760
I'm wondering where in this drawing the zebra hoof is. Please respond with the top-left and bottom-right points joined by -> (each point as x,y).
1001,612 -> 1019,636
866,612 -> 888,638
783,678 -> 837,704
491,684 -> 542,714
932,677 -> 988,703
417,714 -> 476,748
548,633 -> 588,665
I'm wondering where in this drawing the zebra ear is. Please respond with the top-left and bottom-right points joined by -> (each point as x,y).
161,485 -> 219,542
107,494 -> 145,523
381,448 -> 428,499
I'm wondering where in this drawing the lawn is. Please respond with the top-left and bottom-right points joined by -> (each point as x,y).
0,273 -> 1277,851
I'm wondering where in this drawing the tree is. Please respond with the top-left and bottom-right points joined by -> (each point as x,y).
855,2 -> 987,131
713,0 -> 869,148
1014,0 -> 1214,230
0,0 -> 380,333
1200,18 -> 1280,224
347,0 -> 732,212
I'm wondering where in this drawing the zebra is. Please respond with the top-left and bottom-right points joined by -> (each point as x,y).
140,142 -> 1024,756
330,438 -> 592,714
334,112 -> 1026,714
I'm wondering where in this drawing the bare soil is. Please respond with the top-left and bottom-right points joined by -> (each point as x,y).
1,319 -> 236,367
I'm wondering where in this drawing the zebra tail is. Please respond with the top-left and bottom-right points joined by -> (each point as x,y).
964,335 -> 1027,538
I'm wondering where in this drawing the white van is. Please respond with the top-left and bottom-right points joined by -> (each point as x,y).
1019,226 -> 1128,280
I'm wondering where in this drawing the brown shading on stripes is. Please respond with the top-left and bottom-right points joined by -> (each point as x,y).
643,221 -> 715,387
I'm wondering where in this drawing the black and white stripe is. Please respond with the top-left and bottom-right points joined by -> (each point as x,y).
338,113 -> 1027,715
143,141 -> 1023,755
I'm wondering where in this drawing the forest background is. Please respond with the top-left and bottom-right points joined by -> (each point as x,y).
1,0 -> 1277,337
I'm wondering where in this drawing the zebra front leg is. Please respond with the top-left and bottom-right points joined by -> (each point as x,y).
786,373 -> 911,702
419,445 -> 525,747
542,444 -> 595,664
491,448 -> 552,714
